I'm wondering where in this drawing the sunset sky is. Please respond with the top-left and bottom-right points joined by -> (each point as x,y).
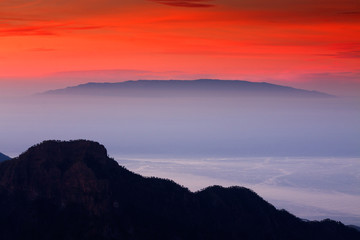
1,0 -> 359,95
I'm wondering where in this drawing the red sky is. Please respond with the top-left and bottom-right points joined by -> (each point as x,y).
0,0 -> 359,95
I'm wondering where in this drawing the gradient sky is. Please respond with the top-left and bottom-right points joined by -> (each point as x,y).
1,0 -> 360,95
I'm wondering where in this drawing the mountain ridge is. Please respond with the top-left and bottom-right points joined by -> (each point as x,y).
42,79 -> 334,98
0,140 -> 358,240
0,152 -> 10,162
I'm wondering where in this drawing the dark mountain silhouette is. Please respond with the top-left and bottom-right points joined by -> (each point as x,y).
0,140 -> 358,240
0,152 -> 10,162
349,225 -> 360,232
42,79 -> 333,98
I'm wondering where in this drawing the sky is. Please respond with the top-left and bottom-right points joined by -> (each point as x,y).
0,0 -> 360,95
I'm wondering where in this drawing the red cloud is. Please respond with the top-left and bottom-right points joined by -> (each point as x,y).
0,26 -> 55,36
0,23 -> 105,37
149,0 -> 214,8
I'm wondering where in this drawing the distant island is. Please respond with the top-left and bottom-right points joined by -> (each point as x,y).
0,140 -> 358,240
0,152 -> 10,162
42,79 -> 334,98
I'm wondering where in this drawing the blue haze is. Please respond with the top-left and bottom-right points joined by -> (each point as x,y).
0,95 -> 358,158
0,94 -> 359,225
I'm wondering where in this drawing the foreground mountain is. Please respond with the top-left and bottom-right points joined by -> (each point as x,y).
0,152 -> 10,162
42,79 -> 333,98
0,140 -> 358,240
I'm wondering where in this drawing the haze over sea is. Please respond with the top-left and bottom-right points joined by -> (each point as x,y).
1,92 -> 359,225
116,156 -> 360,226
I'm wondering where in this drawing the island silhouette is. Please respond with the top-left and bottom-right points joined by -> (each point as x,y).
42,79 -> 334,98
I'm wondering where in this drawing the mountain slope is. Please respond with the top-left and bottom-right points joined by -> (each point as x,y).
0,152 -> 10,162
42,79 -> 333,98
0,140 -> 358,240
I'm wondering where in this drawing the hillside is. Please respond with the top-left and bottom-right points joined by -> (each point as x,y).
0,152 -> 10,162
0,140 -> 358,240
